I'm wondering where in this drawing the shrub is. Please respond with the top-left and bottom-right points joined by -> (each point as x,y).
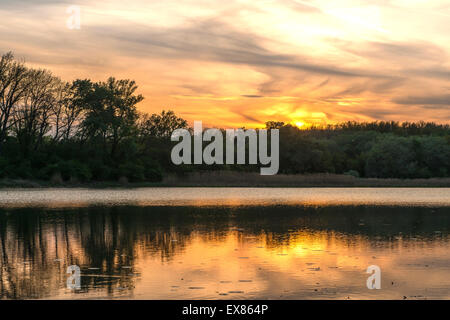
344,170 -> 360,178
0,157 -> 8,178
88,160 -> 112,181
14,161 -> 34,179
365,135 -> 417,178
39,160 -> 92,182
65,160 -> 92,181
118,162 -> 145,182
145,166 -> 163,182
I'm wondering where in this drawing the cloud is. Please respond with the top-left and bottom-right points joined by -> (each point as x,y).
407,67 -> 450,80
279,0 -> 323,14
89,19 -> 387,79
1,0 -> 449,125
233,111 -> 261,123
360,40 -> 446,61
393,94 -> 450,106
241,95 -> 264,98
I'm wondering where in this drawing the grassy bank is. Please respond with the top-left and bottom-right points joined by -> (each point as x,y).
2,172 -> 450,188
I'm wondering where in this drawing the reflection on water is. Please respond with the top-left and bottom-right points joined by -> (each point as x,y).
1,202 -> 450,300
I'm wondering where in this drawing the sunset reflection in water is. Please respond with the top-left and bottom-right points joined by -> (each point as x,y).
1,201 -> 449,300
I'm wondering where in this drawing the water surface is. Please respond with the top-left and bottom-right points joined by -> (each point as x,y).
0,187 -> 449,208
0,188 -> 449,300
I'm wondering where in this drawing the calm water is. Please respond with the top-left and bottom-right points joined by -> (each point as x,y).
0,188 -> 449,300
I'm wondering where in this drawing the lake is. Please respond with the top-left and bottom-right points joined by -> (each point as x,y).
0,188 -> 449,300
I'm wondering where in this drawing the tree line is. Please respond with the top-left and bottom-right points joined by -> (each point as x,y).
0,52 -> 449,183
0,52 -> 187,182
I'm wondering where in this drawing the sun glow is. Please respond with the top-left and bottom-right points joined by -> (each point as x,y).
295,121 -> 306,128
2,0 -> 449,127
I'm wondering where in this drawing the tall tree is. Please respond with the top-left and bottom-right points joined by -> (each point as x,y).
51,81 -> 84,142
0,52 -> 30,155
12,69 -> 60,155
79,77 -> 143,159
138,110 -> 188,139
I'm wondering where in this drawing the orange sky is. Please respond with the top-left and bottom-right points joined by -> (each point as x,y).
1,0 -> 450,127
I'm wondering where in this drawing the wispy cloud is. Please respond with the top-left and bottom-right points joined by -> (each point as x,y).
0,0 -> 449,125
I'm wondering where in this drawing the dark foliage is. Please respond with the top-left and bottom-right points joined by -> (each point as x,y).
1,52 -> 449,182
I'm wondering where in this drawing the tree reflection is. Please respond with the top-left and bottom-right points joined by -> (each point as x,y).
0,205 -> 449,299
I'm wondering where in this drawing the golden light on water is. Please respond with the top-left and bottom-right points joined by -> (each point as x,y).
131,229 -> 450,299
1,194 -> 450,299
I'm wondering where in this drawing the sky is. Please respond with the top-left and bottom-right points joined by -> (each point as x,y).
1,0 -> 450,128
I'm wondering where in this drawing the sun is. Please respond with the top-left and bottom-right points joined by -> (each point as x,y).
295,121 -> 306,128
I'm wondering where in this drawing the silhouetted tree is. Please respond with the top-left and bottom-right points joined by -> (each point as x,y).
0,52 -> 30,155
78,77 -> 143,159
138,110 -> 187,139
1,52 -> 449,182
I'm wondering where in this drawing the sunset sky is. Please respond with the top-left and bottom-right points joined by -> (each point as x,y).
1,0 -> 450,127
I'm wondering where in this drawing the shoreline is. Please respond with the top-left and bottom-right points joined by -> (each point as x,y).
2,172 -> 450,188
